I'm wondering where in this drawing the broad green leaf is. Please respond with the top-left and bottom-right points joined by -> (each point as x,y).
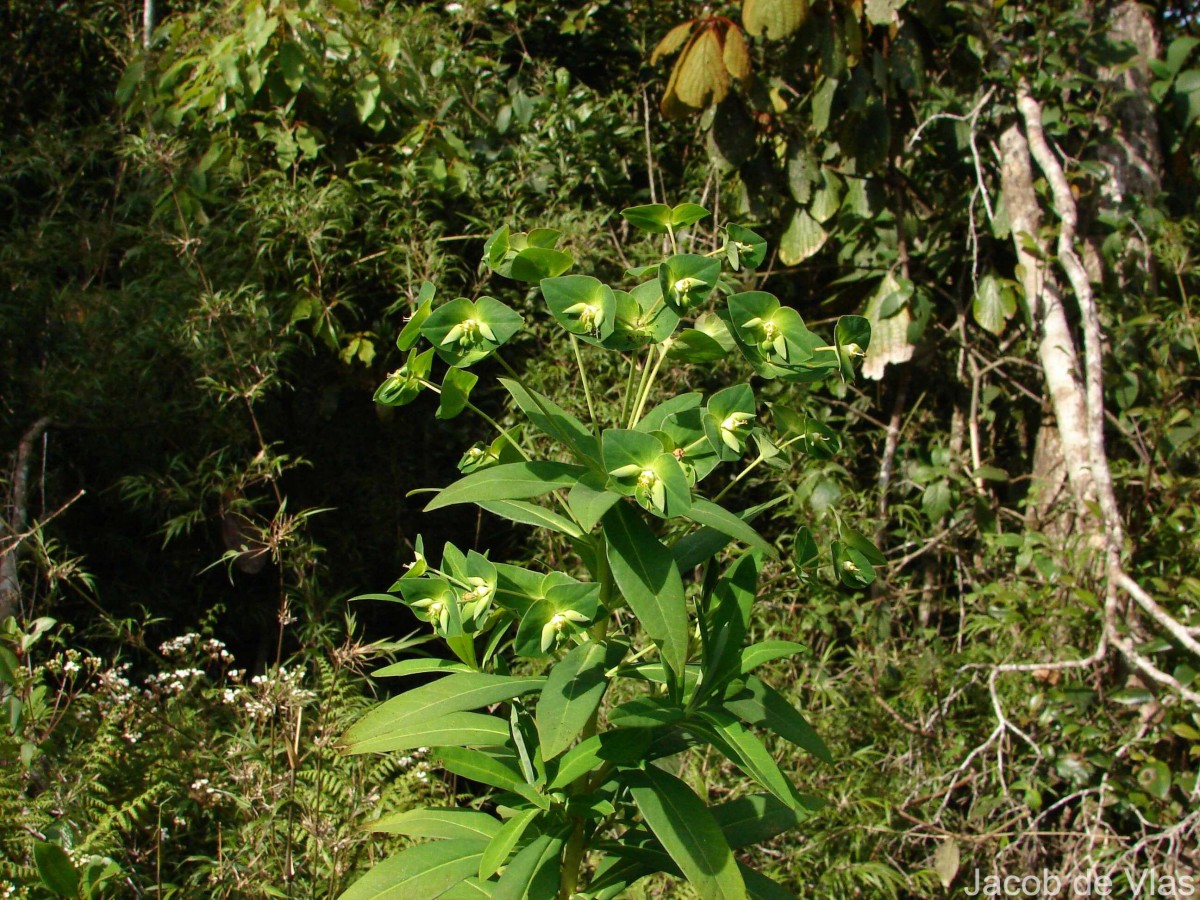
681,498 -> 775,557
478,807 -> 540,880
712,793 -> 815,849
742,0 -> 809,39
739,640 -> 805,675
667,329 -> 729,362
834,315 -> 871,383
671,202 -> 709,227
343,673 -> 543,754
510,247 -> 574,283
437,367 -> 478,420
724,675 -> 831,762
372,658 -> 472,678
604,503 -> 688,679
624,768 -> 747,899
972,273 -> 1014,336
476,499 -> 583,538
441,878 -> 494,899
636,392 -> 703,434
369,808 -> 502,841
608,697 -> 686,728
566,472 -> 621,531
699,553 -> 761,699
541,275 -> 616,341
725,224 -> 768,270
536,641 -> 609,758
437,747 -> 548,809
793,527 -> 819,568
659,254 -> 721,313
742,866 -> 796,900
493,833 -> 564,900
832,540 -> 875,587
342,711 -> 512,756
837,523 -> 885,566
34,841 -> 78,897
622,203 -> 673,234
425,462 -> 586,512
340,839 -> 486,900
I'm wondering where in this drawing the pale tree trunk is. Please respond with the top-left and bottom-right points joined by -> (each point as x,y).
998,71 -> 1200,704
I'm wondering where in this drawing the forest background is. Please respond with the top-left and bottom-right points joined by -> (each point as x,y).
1,0 -> 1199,896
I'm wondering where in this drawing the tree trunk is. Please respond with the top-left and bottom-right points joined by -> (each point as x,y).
0,418 -> 52,620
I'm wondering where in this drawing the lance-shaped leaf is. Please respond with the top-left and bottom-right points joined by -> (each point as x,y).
476,499 -> 583,538
681,498 -> 774,558
340,840 -> 487,900
478,807 -> 540,880
604,503 -> 689,679
724,674 -> 831,762
498,377 -> 599,463
624,767 -> 747,899
549,728 -> 652,789
793,526 -> 819,568
425,462 -> 587,512
342,673 -> 544,754
739,640 -> 806,675
493,832 -> 565,900
712,792 -> 819,848
688,710 -> 799,808
369,808 -> 502,841
536,640 -> 610,758
437,747 -> 548,809
541,275 -> 617,342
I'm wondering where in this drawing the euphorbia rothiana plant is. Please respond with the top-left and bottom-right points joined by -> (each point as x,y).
342,205 -> 876,899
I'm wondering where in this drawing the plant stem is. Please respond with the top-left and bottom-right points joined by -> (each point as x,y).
570,334 -> 599,436
714,434 -> 804,502
618,353 -> 638,426
628,345 -> 668,428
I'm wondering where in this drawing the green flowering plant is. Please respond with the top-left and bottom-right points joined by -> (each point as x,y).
339,204 -> 877,899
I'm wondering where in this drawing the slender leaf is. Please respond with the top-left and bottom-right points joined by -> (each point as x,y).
724,675 -> 831,763
425,462 -> 586,511
682,498 -> 776,557
478,807 -> 540,880
477,499 -> 583,537
493,833 -> 564,900
437,747 -> 548,808
369,808 -> 502,841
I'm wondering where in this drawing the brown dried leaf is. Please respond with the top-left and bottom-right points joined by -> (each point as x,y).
722,24 -> 751,81
651,20 -> 696,65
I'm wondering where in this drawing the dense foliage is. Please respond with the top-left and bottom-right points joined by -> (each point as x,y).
2,0 -> 1198,897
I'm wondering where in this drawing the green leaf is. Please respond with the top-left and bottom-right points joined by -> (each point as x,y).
493,833 -> 564,900
742,0 -> 809,39
549,729 -> 652,789
671,497 -> 785,571
604,503 -> 689,679
369,808 -> 502,841
834,315 -> 871,383
340,840 -> 486,900
739,640 -> 805,674
622,204 -> 673,234
437,747 -> 548,809
425,462 -> 586,512
536,641 -> 610,758
567,472 -> 621,531
972,274 -> 1015,336
437,367 -> 478,420
681,498 -> 775,557
498,378 -> 599,463
342,673 -> 544,754
372,658 -> 473,678
688,711 -> 798,807
832,540 -> 875,587
667,329 -> 729,362
792,526 -> 819,568
724,675 -> 831,762
34,841 -> 79,897
397,284 -> 434,350
342,711 -> 513,756
725,224 -> 768,270
659,254 -> 722,313
624,768 -> 747,899
712,793 -> 814,849
476,500 -> 583,538
837,523 -> 885,566
671,203 -> 709,227
478,807 -> 540,880
510,247 -> 574,282
541,275 -> 617,342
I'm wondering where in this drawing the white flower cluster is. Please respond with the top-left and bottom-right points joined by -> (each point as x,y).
160,633 -> 199,655
95,663 -> 135,706
190,778 -> 217,796
225,664 -> 316,722
144,667 -> 205,696
397,746 -> 431,781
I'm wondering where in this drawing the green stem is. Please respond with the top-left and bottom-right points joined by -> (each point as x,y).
618,353 -> 638,426
570,334 -> 599,437
628,345 -> 668,429
714,434 -> 804,502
